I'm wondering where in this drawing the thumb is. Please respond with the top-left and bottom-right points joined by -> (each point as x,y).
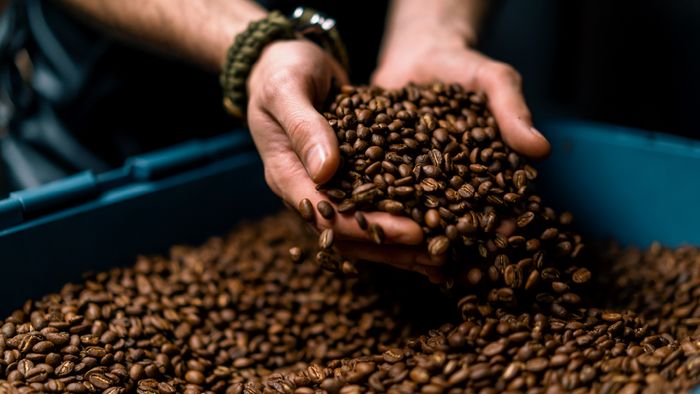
268,82 -> 340,184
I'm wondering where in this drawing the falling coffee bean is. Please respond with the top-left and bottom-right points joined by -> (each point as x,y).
319,229 -> 335,249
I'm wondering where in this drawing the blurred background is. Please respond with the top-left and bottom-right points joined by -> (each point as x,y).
0,0 -> 698,195
483,0 -> 700,139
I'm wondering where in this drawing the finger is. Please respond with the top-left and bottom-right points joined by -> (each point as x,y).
423,265 -> 447,284
473,61 -> 551,159
336,240 -> 443,270
336,240 -> 442,267
264,71 -> 340,184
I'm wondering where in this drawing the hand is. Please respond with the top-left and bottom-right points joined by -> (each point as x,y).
372,39 -> 551,159
246,40 -> 442,276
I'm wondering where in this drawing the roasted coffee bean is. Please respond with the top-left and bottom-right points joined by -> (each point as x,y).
368,224 -> 385,245
572,268 -> 592,284
319,229 -> 334,250
354,212 -> 368,230
341,260 -> 359,277
317,200 -> 335,220
298,198 -> 315,222
289,246 -> 303,263
424,209 -> 441,229
428,236 -> 449,256
185,370 -> 205,385
378,199 -> 404,215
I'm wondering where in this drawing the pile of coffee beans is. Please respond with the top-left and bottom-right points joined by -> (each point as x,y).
601,242 -> 700,340
264,242 -> 700,394
1,213 -> 700,393
301,84 -> 585,304
0,213 -> 433,393
277,308 -> 698,393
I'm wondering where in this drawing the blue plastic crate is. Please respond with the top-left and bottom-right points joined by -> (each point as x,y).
0,130 -> 281,314
537,119 -> 700,247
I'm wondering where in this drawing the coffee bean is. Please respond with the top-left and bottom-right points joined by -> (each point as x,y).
526,357 -> 549,372
602,312 -> 622,322
378,199 -> 404,215
17,359 -> 34,376
337,199 -> 356,213
319,229 -> 334,250
289,246 -> 303,263
428,236 -> 449,256
298,198 -> 315,222
572,268 -> 591,284
504,265 -> 522,288
424,209 -> 441,229
409,367 -> 430,384
354,212 -> 368,230
482,341 -> 506,357
317,201 -> 335,220
341,260 -> 358,277
368,224 -> 385,245
365,146 -> 384,161
467,268 -> 482,285
382,348 -> 404,363
129,364 -> 144,381
185,370 -> 205,385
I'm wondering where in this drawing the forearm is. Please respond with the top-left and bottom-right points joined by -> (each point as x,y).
379,0 -> 486,63
56,0 -> 267,72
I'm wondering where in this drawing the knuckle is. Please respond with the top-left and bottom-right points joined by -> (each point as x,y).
489,63 -> 522,86
285,118 -> 314,146
262,69 -> 297,101
263,165 -> 282,196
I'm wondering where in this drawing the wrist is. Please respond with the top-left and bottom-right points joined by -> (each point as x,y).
377,29 -> 469,71
221,7 -> 348,118
378,0 -> 478,69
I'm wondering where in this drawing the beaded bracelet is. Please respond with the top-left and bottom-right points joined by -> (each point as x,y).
220,8 -> 349,119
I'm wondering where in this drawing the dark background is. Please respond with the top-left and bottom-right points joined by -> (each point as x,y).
482,1 -> 700,138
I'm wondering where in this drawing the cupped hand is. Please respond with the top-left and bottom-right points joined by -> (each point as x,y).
372,40 -> 551,159
246,40 -> 440,274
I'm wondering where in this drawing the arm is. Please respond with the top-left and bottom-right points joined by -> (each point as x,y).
56,0 -> 266,72
374,0 -> 551,159
379,0 -> 483,57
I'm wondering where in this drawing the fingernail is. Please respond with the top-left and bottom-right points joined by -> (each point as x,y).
529,126 -> 546,139
304,145 -> 325,181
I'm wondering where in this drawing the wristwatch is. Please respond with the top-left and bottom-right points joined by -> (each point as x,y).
289,7 -> 349,72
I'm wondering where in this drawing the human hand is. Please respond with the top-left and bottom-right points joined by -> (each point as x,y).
246,40 -> 442,277
372,39 -> 551,159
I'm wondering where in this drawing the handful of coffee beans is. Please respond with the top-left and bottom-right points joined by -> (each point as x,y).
300,84 -> 585,302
